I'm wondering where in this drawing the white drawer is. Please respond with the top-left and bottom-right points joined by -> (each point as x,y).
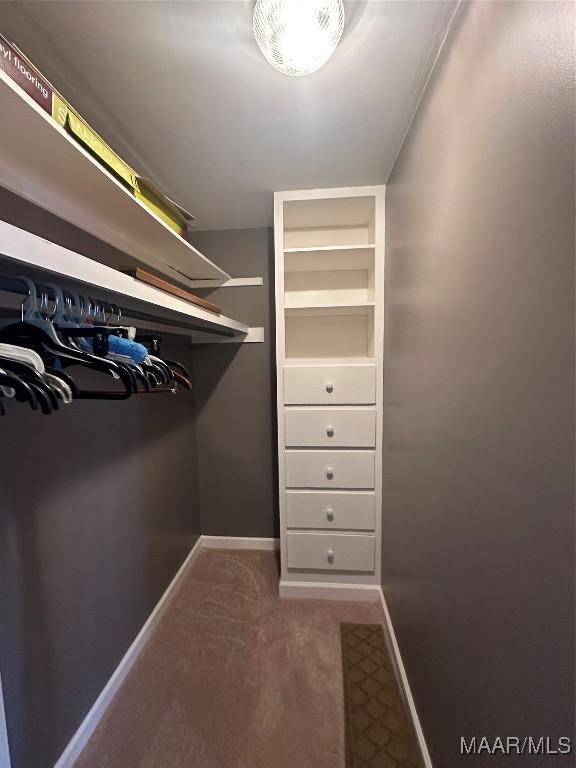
284,408 -> 376,448
284,365 -> 376,405
286,532 -> 375,572
285,450 -> 375,489
286,491 -> 375,530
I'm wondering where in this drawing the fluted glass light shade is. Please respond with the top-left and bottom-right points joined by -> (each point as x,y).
253,0 -> 345,77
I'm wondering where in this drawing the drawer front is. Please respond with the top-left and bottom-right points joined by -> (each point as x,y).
286,491 -> 375,530
284,409 -> 376,448
284,365 -> 376,405
286,532 -> 375,572
285,450 -> 375,489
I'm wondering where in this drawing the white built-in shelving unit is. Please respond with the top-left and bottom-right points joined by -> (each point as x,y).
275,186 -> 385,599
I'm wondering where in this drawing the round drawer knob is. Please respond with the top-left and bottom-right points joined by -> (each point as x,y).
326,425 -> 334,437
327,550 -> 335,564
325,381 -> 334,394
326,467 -> 334,480
326,508 -> 334,522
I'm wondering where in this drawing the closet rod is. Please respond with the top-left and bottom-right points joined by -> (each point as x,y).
0,276 -> 237,338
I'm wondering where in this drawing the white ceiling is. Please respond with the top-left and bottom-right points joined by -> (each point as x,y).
0,1 -> 456,230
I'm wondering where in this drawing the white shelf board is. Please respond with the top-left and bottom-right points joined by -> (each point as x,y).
284,245 -> 376,253
284,245 -> 375,272
285,304 -> 374,317
0,221 -> 249,338
0,69 -> 229,287
284,357 -> 376,367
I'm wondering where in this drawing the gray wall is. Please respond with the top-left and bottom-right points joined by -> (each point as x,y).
0,188 -> 201,768
383,2 -> 575,766
189,228 -> 278,538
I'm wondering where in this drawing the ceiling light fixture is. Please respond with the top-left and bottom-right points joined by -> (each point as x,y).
253,0 -> 345,77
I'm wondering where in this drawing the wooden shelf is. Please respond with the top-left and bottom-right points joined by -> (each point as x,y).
0,70 -> 229,289
0,221 -> 250,340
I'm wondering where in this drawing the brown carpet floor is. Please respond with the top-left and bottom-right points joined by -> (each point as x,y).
75,548 -> 386,768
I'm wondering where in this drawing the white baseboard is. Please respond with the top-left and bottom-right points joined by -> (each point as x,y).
53,536 -> 204,768
53,535 -> 278,766
45,535 -> 425,768
378,587 -> 433,768
0,669 -> 10,768
280,580 -> 381,601
200,536 -> 279,551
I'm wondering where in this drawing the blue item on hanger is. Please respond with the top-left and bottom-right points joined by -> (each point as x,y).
108,335 -> 148,364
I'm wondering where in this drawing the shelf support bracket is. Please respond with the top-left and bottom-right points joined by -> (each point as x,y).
183,277 -> 264,289
192,327 -> 265,344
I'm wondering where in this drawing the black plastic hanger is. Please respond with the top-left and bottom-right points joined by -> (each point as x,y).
0,358 -> 60,410
0,323 -> 135,400
0,370 -> 39,411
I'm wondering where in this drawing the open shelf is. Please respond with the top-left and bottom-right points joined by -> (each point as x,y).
283,196 -> 375,229
0,220 -> 250,341
284,264 -> 375,307
284,245 -> 375,273
0,69 -> 229,289
283,196 -> 375,249
280,194 -> 378,360
285,306 -> 374,359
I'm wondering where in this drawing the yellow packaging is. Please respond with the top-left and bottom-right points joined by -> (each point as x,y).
134,188 -> 184,236
52,94 -> 194,235
52,93 -> 139,192
4,34 -> 196,235
137,177 -> 196,236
